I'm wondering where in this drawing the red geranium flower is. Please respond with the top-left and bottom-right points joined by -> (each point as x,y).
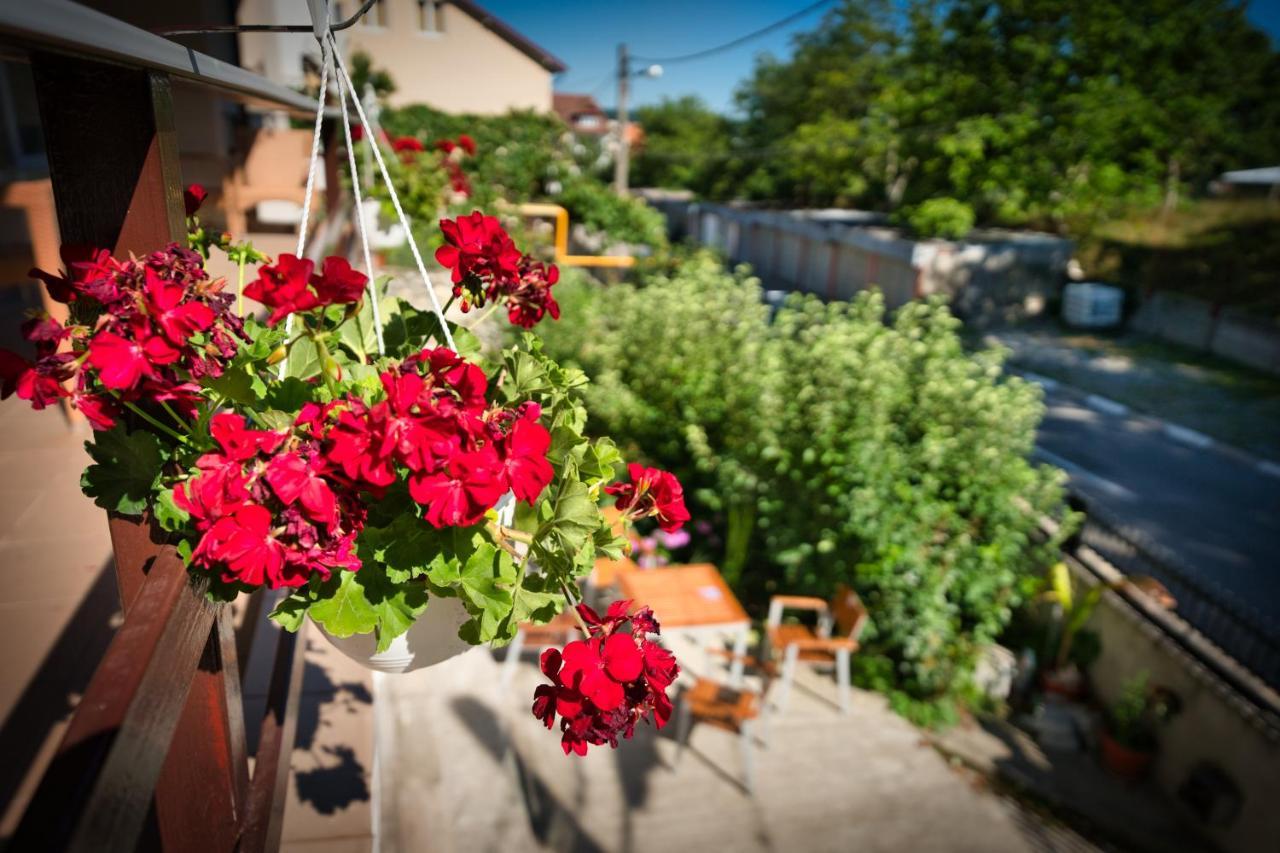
494,412 -> 553,503
183,184 -> 208,217
311,255 -> 368,306
532,600 -> 680,756
558,634 -> 644,711
144,267 -> 216,344
195,503 -> 291,588
266,452 -> 339,528
243,254 -> 367,325
210,412 -> 285,460
605,463 -> 690,532
434,212 -> 522,290
0,349 -> 70,408
506,257 -> 560,328
457,134 -> 477,156
408,449 -> 506,528
87,330 -> 155,391
242,254 -> 320,326
73,393 -> 121,431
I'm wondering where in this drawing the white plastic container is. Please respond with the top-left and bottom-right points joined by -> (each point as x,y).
315,595 -> 474,674
1062,282 -> 1123,329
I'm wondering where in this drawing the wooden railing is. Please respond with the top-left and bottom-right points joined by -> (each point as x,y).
1,4 -> 332,850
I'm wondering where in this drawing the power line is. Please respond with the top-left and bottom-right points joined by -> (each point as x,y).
631,0 -> 837,65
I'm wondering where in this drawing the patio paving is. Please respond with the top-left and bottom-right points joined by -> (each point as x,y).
373,630 -> 1101,853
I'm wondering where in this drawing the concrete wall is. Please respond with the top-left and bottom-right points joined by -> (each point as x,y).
1072,554 -> 1280,853
654,200 -> 1071,325
1132,293 -> 1280,376
240,0 -> 554,114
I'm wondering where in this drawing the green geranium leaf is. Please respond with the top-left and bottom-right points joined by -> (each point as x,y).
538,479 -> 598,555
80,425 -> 167,515
358,567 -> 430,652
206,363 -> 260,406
579,437 -> 622,486
154,487 -> 190,532
270,592 -> 311,632
505,573 -> 563,637
455,539 -> 516,643
262,377 -> 315,413
241,317 -> 285,360
286,337 -> 322,380
307,569 -> 379,637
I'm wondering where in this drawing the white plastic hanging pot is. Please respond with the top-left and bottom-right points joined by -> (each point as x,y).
314,595 -> 474,674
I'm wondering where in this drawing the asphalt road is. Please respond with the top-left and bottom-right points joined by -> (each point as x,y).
1034,390 -> 1280,628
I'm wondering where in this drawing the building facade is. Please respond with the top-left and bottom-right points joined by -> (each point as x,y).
238,0 -> 565,114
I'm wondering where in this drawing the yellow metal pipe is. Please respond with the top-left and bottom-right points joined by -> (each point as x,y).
514,202 -> 636,269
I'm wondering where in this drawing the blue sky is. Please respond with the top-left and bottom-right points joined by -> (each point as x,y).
479,0 -> 1280,115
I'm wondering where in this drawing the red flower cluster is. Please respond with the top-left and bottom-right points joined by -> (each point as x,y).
435,135 -> 476,196
533,600 -> 679,756
243,254 -> 368,326
434,213 -> 560,327
0,244 -> 245,430
435,134 -> 476,157
175,412 -> 365,589
391,135 -> 426,163
508,256 -> 561,329
309,347 -> 554,527
605,463 -> 690,533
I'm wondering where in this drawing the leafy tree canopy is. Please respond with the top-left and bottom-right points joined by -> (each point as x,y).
632,0 -> 1280,236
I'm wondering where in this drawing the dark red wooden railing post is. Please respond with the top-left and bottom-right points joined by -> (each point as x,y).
31,53 -> 247,851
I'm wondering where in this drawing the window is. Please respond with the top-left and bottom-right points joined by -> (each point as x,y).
418,0 -> 443,33
359,0 -> 387,28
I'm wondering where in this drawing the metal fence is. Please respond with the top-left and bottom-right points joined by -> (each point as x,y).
1078,503 -> 1280,692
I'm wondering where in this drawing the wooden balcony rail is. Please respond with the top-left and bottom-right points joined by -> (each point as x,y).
0,4 -> 335,850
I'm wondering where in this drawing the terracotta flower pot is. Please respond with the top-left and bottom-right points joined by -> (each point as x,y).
315,596 -> 475,674
1100,729 -> 1153,781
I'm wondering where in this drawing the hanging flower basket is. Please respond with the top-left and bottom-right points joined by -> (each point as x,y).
0,27 -> 691,751
317,594 -> 473,673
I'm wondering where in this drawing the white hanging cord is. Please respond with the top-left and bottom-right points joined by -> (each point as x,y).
279,34 -> 332,378
329,40 -> 457,352
332,41 -> 385,357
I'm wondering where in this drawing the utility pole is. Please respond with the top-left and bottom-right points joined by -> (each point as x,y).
613,42 -> 629,195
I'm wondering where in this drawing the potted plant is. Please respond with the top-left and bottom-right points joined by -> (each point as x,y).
1038,561 -> 1105,699
0,184 -> 686,757
1100,672 -> 1180,781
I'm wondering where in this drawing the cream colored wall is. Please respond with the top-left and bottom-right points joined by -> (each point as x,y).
341,0 -> 553,113
1082,573 -> 1280,853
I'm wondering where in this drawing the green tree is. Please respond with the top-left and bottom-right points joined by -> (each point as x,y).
719,0 -> 1280,234
631,96 -> 732,192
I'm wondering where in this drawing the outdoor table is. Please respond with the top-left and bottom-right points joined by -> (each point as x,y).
616,563 -> 752,686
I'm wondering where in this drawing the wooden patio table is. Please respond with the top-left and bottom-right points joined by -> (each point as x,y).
617,563 -> 751,686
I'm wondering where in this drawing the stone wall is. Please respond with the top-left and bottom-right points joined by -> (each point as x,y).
642,197 -> 1072,326
1131,293 -> 1280,376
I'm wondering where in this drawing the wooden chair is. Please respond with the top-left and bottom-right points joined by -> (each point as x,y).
763,584 -> 868,715
674,651 -> 774,794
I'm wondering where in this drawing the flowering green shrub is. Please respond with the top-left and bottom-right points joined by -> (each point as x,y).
538,254 -> 1071,709
551,177 -> 669,249
380,105 -> 667,249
